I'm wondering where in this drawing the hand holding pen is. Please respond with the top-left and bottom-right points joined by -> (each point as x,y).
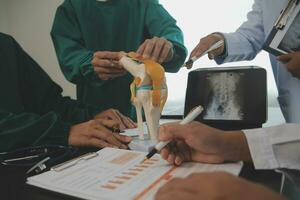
141,106 -> 203,163
184,34 -> 225,69
157,117 -> 229,166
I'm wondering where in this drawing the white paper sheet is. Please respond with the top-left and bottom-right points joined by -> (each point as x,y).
128,139 -> 157,152
121,123 -> 149,137
27,148 -> 243,200
121,119 -> 180,137
123,119 -> 180,152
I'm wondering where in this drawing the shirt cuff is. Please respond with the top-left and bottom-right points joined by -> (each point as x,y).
243,128 -> 279,169
163,40 -> 187,73
213,32 -> 228,64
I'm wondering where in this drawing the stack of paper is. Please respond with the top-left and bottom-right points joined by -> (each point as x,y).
27,148 -> 243,200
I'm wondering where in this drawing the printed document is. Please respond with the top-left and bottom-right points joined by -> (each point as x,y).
27,148 -> 243,200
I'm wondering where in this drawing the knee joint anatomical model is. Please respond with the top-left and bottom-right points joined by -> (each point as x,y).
120,52 -> 168,140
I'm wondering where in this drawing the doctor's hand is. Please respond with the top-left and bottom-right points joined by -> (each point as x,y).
186,33 -> 225,69
277,51 -> 300,78
68,119 -> 132,149
155,172 -> 285,200
136,37 -> 174,64
94,109 -> 137,130
158,122 -> 251,165
92,51 -> 127,80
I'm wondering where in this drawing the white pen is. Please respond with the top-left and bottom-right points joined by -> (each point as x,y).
183,40 -> 224,68
141,105 -> 203,163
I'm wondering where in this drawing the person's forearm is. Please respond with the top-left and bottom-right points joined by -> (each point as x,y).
221,131 -> 252,162
0,111 -> 70,152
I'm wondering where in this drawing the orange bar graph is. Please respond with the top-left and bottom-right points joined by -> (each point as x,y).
135,165 -> 149,168
110,152 -> 140,165
115,176 -> 131,180
101,184 -> 117,190
129,168 -> 144,172
109,180 -> 125,185
122,172 -> 139,176
143,161 -> 155,165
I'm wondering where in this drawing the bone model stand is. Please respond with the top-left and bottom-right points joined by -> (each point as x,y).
120,52 -> 168,140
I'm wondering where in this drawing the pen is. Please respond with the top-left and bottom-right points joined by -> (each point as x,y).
3,148 -> 50,163
141,105 -> 203,163
183,40 -> 224,68
4,155 -> 40,162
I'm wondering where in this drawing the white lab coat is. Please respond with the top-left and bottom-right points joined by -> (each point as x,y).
215,0 -> 300,170
244,124 -> 300,170
215,0 -> 300,123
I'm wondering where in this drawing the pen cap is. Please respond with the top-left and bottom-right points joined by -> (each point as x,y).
154,105 -> 203,152
180,106 -> 203,125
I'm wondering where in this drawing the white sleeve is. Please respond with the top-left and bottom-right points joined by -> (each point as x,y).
215,0 -> 265,64
243,124 -> 300,170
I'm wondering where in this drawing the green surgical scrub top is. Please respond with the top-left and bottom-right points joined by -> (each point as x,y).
0,33 -> 99,152
51,0 -> 187,119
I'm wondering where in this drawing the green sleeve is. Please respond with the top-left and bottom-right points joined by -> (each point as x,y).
145,0 -> 187,72
0,111 -> 70,152
0,34 -> 103,152
14,36 -> 102,124
50,0 -> 98,85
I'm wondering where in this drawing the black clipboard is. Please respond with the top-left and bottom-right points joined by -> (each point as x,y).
263,0 -> 300,56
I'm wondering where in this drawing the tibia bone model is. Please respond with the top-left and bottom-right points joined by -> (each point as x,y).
119,52 -> 168,140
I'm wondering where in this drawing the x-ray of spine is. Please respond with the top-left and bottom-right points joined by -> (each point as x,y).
203,72 -> 244,120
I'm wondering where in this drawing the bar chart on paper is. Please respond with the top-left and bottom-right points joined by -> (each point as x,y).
27,148 -> 243,200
